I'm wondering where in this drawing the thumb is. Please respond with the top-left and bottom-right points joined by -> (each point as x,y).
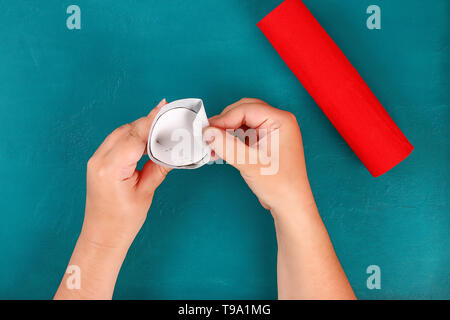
203,127 -> 259,174
137,161 -> 170,195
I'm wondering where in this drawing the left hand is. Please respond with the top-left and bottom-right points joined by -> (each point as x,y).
81,99 -> 170,250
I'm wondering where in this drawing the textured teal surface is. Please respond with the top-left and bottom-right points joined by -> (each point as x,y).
0,0 -> 448,299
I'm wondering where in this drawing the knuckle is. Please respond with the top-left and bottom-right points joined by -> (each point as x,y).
119,123 -> 130,131
122,123 -> 133,132
126,119 -> 147,140
117,123 -> 133,133
95,163 -> 110,178
128,126 -> 138,139
87,156 -> 97,171
283,111 -> 297,122
110,124 -> 129,137
87,156 -> 110,178
240,97 -> 266,104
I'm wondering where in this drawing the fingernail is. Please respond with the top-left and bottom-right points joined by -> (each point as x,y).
203,127 -> 217,144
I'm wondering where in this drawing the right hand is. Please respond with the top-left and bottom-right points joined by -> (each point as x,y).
203,98 -> 315,217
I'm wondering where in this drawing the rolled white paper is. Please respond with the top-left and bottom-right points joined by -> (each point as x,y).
147,98 -> 211,169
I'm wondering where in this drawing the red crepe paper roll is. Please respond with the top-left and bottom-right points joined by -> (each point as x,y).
257,0 -> 413,177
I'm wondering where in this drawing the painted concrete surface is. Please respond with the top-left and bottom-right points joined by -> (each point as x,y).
0,0 -> 448,299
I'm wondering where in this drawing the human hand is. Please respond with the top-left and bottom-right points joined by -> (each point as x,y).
81,99 -> 170,250
204,99 -> 355,300
204,98 -> 315,218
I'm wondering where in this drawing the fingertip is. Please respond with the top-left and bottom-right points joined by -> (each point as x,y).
148,98 -> 168,117
208,114 -> 225,128
157,98 -> 167,108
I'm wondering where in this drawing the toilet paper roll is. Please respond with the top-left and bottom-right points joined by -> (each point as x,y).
257,0 -> 414,177
147,98 -> 211,169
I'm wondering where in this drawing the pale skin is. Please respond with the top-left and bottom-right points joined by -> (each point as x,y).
54,98 -> 355,300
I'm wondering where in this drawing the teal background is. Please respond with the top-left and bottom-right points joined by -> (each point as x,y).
0,0 -> 448,299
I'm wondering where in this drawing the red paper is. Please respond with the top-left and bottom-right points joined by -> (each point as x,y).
257,0 -> 413,177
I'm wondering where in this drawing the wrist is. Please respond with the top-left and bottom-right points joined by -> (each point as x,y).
80,208 -> 143,251
59,231 -> 129,299
77,231 -> 130,259
270,189 -> 319,223
78,224 -> 134,257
